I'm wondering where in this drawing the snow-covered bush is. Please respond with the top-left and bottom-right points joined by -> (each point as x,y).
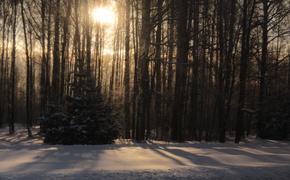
40,76 -> 119,145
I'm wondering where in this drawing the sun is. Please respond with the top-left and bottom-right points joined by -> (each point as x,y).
91,7 -> 116,25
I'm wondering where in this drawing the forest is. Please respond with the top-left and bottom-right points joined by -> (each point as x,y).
1,0 -> 290,179
0,0 -> 290,144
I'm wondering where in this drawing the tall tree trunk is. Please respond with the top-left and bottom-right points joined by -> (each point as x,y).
124,0 -> 131,138
46,0 -> 52,105
155,0 -> 163,138
52,0 -> 61,104
136,0 -> 151,141
85,0 -> 91,74
257,0 -> 268,137
190,0 -> 199,139
8,0 -> 18,134
60,2 -> 71,102
216,0 -> 226,143
21,0 -> 32,137
235,0 -> 256,143
40,0 -> 46,115
132,0 -> 139,139
224,0 -> 237,134
0,0 -> 7,127
171,0 -> 189,142
165,0 -> 175,139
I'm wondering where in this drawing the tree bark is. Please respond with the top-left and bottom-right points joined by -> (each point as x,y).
171,0 -> 189,142
235,0 -> 256,143
52,0 -> 61,104
136,0 -> 151,141
21,0 -> 32,137
124,0 -> 131,138
8,0 -> 17,134
257,0 -> 269,137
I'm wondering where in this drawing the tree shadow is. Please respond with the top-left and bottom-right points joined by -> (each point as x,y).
0,139 -> 290,178
147,140 -> 290,168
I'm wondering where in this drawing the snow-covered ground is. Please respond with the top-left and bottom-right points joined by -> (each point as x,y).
0,127 -> 290,179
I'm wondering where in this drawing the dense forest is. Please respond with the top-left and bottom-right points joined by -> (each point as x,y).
0,0 -> 290,144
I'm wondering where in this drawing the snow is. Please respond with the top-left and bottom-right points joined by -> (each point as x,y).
0,126 -> 290,179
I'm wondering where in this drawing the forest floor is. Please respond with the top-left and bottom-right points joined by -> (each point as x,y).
0,126 -> 290,180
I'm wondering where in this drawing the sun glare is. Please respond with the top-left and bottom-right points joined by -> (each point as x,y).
92,7 -> 116,25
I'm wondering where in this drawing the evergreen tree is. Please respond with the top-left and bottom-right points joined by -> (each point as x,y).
40,66 -> 119,145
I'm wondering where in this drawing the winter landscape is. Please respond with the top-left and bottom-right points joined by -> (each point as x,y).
0,127 -> 290,180
0,0 -> 290,179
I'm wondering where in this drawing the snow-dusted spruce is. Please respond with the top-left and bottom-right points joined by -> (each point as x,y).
41,69 -> 119,145
41,87 -> 119,144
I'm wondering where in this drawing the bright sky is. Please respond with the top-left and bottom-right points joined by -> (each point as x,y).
92,7 -> 116,25
91,1 -> 117,56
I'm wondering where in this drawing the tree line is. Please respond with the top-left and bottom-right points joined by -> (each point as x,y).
0,0 -> 290,143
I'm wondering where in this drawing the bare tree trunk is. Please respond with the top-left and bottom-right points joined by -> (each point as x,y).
52,0 -> 61,104
21,0 -> 32,137
46,0 -> 52,106
3,21 -> 10,129
200,0 -> 210,141
224,0 -> 237,135
235,0 -> 256,143
84,0 -> 91,74
171,0 -> 189,142
60,1 -> 72,102
154,0 -> 163,138
131,0 -> 139,139
40,0 -> 46,115
165,0 -> 175,139
136,0 -> 151,141
0,0 -> 7,127
124,0 -> 131,138
257,0 -> 269,137
8,0 -> 17,134
190,0 -> 199,139
216,0 -> 226,143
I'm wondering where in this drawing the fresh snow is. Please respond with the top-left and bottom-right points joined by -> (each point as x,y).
0,126 -> 290,179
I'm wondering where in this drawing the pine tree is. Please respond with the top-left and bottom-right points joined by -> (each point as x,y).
41,74 -> 119,144
41,58 -> 119,145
